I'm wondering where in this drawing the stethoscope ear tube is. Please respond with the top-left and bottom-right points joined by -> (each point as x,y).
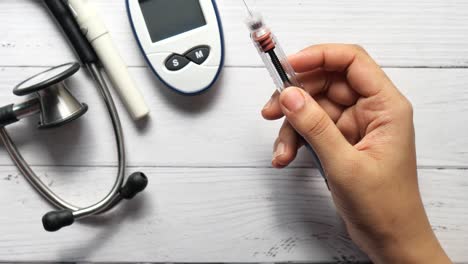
43,0 -> 98,64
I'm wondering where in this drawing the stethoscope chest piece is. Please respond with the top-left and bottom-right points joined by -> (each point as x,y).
13,63 -> 88,129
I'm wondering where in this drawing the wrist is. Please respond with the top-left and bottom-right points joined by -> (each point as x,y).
369,229 -> 451,264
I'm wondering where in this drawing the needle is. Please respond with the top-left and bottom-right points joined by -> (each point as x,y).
242,0 -> 253,16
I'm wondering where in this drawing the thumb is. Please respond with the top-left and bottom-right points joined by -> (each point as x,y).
279,87 -> 354,167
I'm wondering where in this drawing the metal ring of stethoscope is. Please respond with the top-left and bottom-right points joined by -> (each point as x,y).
0,63 -> 148,232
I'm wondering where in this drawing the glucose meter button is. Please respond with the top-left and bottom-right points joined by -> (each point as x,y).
186,46 -> 210,65
165,54 -> 190,71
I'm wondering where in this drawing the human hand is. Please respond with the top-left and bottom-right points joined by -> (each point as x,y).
262,44 -> 451,264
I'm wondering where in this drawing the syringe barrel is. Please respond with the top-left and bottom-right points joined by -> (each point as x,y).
246,14 -> 301,92
245,13 -> 327,183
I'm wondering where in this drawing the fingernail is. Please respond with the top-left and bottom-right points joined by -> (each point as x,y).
282,88 -> 305,112
263,98 -> 273,110
273,142 -> 286,160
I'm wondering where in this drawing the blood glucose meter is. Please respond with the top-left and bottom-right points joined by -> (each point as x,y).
127,0 -> 224,95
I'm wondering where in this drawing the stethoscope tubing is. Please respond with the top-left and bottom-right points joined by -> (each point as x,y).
0,127 -> 81,211
73,63 -> 127,219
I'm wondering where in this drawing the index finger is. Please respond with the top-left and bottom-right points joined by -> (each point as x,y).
289,44 -> 392,98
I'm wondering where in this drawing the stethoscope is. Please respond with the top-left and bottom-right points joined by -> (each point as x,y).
0,0 -> 149,232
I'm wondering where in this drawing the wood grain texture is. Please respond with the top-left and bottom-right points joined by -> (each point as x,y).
0,67 -> 467,168
0,0 -> 468,67
0,166 -> 467,263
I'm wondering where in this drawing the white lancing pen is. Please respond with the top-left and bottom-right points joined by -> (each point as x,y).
66,0 -> 150,120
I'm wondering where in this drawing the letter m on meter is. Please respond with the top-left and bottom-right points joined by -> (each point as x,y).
195,50 -> 204,59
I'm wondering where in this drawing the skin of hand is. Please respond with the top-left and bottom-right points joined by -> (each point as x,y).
262,44 -> 451,264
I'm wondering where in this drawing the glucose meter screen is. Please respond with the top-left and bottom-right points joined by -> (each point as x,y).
139,0 -> 207,43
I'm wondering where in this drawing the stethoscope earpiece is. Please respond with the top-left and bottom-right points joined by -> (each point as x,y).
120,172 -> 149,200
42,210 -> 75,232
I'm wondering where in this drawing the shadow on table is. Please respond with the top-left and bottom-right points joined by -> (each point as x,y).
56,193 -> 150,261
147,67 -> 226,117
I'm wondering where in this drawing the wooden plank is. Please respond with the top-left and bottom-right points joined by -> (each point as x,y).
0,0 -> 467,67
0,68 -> 468,167
0,167 -> 466,263
0,67 -> 467,168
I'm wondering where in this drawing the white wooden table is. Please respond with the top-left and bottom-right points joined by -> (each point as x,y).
1,0 -> 468,263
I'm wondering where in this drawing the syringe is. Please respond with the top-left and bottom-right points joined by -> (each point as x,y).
244,11 -> 299,92
243,1 -> 327,181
